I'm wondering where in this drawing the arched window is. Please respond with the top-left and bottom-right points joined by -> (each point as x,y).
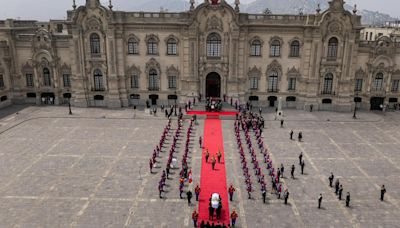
323,73 -> 334,94
147,38 -> 158,55
290,40 -> 300,57
131,73 -> 139,89
251,40 -> 262,56
90,33 -> 101,55
93,69 -> 104,91
372,73 -> 384,91
268,71 -> 278,92
148,69 -> 159,91
128,38 -> 139,54
327,37 -> 338,59
207,33 -> 221,57
270,40 -> 281,57
167,38 -> 177,55
43,68 -> 51,86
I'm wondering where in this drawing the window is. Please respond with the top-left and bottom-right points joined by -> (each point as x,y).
250,77 -> 259,90
26,73 -> 34,87
56,24 -> 63,33
167,38 -> 177,55
290,40 -> 300,57
94,69 -> 104,91
128,38 -> 139,54
323,73 -> 333,94
90,33 -> 101,55
207,33 -> 221,57
270,40 -> 281,57
131,74 -> 139,88
168,75 -> 177,89
268,71 -> 278,92
372,73 -> 384,91
43,68 -> 51,87
148,69 -> 159,91
391,79 -> 399,92
147,38 -> 158,55
355,79 -> 363,92
327,37 -> 338,59
288,78 -> 296,91
250,40 -> 262,56
0,75 -> 4,88
63,74 -> 71,87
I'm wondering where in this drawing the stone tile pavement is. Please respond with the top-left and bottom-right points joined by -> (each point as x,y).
0,105 -> 399,227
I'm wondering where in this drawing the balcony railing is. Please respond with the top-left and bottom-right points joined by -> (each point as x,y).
148,87 -> 160,91
91,87 -> 105,92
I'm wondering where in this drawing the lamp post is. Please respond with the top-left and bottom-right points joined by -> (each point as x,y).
174,90 -> 177,116
68,97 -> 72,115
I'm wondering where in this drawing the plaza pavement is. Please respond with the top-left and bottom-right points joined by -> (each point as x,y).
0,105 -> 399,227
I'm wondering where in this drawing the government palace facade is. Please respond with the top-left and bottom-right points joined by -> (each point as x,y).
0,0 -> 399,111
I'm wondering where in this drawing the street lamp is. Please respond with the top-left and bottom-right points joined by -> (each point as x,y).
174,90 -> 177,116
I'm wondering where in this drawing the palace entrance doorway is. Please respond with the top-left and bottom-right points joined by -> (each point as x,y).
206,72 -> 221,98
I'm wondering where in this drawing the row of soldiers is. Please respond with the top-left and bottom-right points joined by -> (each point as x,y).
159,118 -> 184,198
149,119 -> 171,173
179,118 -> 195,201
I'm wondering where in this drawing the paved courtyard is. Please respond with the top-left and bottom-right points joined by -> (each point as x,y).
0,105 -> 399,227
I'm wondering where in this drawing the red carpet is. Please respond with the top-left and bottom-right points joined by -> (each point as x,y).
198,117 -> 230,226
187,111 -> 238,116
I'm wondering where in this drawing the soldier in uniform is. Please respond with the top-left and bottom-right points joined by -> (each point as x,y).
195,184 -> 201,201
228,184 -> 236,201
205,149 -> 210,163
231,210 -> 238,227
192,210 -> 198,227
217,150 -> 222,163
346,192 -> 351,207
329,172 -> 334,187
211,156 -> 216,170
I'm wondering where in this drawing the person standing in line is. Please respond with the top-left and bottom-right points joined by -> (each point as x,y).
259,107 -> 262,116
291,164 -> 295,179
208,206 -> 214,220
284,189 -> 289,204
290,130 -> 294,140
205,149 -> 210,163
228,184 -> 236,201
280,164 -> 284,178
318,194 -> 323,209
280,119 -> 284,128
192,210 -> 198,227
329,172 -> 334,187
217,150 -> 222,163
338,185 -> 343,200
300,160 -> 305,175
231,210 -> 238,227
381,185 -> 386,201
299,152 -> 303,165
335,179 -> 340,195
211,156 -> 216,170
262,189 -> 267,204
199,136 -> 202,148
195,184 -> 201,201
346,192 -> 351,207
298,131 -> 303,142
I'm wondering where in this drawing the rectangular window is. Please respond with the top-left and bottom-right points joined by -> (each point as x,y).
270,46 -> 280,57
355,79 -> 363,92
168,76 -> 177,89
63,74 -> 71,87
372,78 -> 383,91
207,43 -> 221,57
56,24 -> 63,33
251,45 -> 261,56
131,74 -> 139,88
288,78 -> 296,91
250,77 -> 259,89
26,73 -> 34,87
392,80 -> 399,92
268,76 -> 278,92
148,43 -> 158,55
128,42 -> 139,54
94,76 -> 103,90
0,75 -> 4,88
167,43 -> 177,55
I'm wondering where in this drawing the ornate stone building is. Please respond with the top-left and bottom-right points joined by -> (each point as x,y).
0,0 -> 399,111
